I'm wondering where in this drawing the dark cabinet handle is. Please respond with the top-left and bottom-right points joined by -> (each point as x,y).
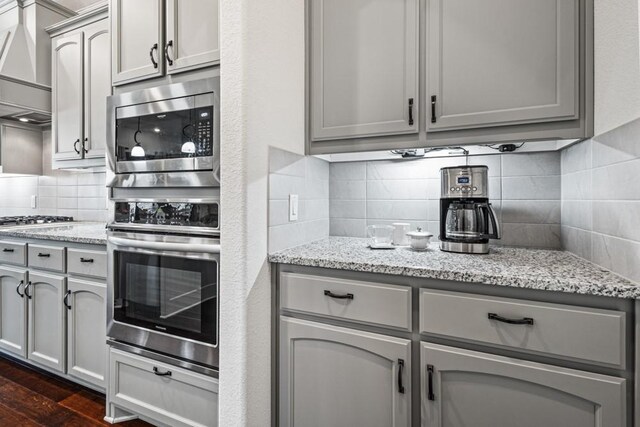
488,313 -> 534,325
427,364 -> 435,401
73,139 -> 80,154
149,43 -> 158,69
37,253 -> 50,258
165,40 -> 174,66
82,138 -> 89,154
397,359 -> 405,394
408,98 -> 414,126
153,367 -> 172,377
2,248 -> 14,253
323,290 -> 354,300
80,258 -> 94,263
431,95 -> 437,123
15,280 -> 24,298
63,290 -> 72,310
24,281 -> 32,300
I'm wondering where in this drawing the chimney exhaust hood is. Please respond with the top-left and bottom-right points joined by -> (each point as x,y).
0,0 -> 73,125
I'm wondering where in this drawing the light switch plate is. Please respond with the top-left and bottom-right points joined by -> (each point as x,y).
31,195 -> 37,209
289,194 -> 299,221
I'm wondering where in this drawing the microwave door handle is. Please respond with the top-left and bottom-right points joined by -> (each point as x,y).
107,236 -> 220,254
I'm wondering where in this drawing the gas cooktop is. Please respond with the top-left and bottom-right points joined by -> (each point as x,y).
0,216 -> 74,226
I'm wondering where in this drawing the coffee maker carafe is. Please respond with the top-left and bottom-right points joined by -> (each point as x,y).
439,166 -> 500,254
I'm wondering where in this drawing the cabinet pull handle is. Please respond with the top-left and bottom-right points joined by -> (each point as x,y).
15,280 -> 24,298
82,138 -> 89,154
430,95 -> 437,123
149,43 -> 158,69
73,139 -> 80,154
2,248 -> 14,253
165,40 -> 174,66
408,98 -> 414,126
24,281 -> 32,300
63,290 -> 72,310
427,364 -> 435,401
80,258 -> 94,263
397,359 -> 405,394
153,367 -> 172,377
488,313 -> 534,325
323,290 -> 354,300
37,253 -> 50,258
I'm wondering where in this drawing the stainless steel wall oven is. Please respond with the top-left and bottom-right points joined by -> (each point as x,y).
107,199 -> 220,370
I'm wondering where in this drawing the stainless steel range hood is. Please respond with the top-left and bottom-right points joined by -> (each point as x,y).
0,0 -> 73,124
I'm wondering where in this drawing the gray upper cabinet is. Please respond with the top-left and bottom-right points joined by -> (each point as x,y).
421,342 -> 626,427
427,0 -> 578,131
49,5 -> 110,168
280,316 -> 411,427
309,0 -> 419,141
111,0 -> 220,86
27,271 -> 66,373
52,32 -> 83,162
66,278 -> 106,389
0,267 -> 27,358
165,0 -> 220,74
111,0 -> 164,85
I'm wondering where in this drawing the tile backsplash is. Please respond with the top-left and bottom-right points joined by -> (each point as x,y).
329,152 -> 562,249
268,148 -> 330,253
0,129 -> 108,222
561,117 -> 640,284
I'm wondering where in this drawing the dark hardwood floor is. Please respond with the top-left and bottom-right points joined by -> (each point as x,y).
0,356 -> 152,426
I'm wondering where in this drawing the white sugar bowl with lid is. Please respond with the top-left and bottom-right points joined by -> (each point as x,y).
406,227 -> 433,251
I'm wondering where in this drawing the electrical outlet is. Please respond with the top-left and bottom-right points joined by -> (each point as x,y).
289,194 -> 299,221
30,195 -> 37,209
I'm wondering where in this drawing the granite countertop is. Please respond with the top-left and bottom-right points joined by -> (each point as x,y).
0,222 -> 107,245
269,237 -> 640,299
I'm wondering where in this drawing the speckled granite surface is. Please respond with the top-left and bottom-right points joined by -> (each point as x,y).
269,237 -> 640,299
0,222 -> 107,245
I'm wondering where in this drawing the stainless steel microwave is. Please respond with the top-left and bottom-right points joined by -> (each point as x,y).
107,77 -> 220,188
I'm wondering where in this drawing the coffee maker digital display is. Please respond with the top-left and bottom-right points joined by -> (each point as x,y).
439,165 -> 500,254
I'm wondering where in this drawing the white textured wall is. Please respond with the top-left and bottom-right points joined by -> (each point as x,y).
594,0 -> 640,135
219,0 -> 305,425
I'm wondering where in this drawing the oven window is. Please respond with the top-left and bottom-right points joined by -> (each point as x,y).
115,106 -> 214,162
114,251 -> 218,345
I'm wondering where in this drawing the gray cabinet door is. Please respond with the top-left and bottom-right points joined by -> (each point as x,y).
66,278 -> 106,389
310,0 -> 419,140
0,267 -> 27,358
427,0 -> 578,131
52,32 -> 83,161
82,19 -> 110,160
27,271 -> 66,372
166,0 -> 220,74
421,342 -> 626,427
280,317 -> 411,427
111,0 -> 164,85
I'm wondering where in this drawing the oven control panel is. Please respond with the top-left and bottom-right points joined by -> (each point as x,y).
114,201 -> 219,230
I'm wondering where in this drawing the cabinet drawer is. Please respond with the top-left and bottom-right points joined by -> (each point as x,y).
67,248 -> 106,279
109,348 -> 218,427
28,244 -> 66,273
280,272 -> 411,330
420,289 -> 626,368
0,241 -> 26,266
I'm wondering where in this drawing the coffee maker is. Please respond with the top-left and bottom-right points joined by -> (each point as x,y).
439,165 -> 500,254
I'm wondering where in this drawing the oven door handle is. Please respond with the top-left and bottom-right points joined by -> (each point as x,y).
107,236 -> 220,254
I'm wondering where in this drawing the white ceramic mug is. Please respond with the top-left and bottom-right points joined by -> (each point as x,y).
392,222 -> 410,246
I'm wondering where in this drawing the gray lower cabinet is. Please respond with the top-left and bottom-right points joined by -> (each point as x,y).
0,266 -> 27,357
27,271 -> 66,372
309,0 -> 419,141
421,342 -> 626,427
279,316 -> 411,427
66,278 -> 106,388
